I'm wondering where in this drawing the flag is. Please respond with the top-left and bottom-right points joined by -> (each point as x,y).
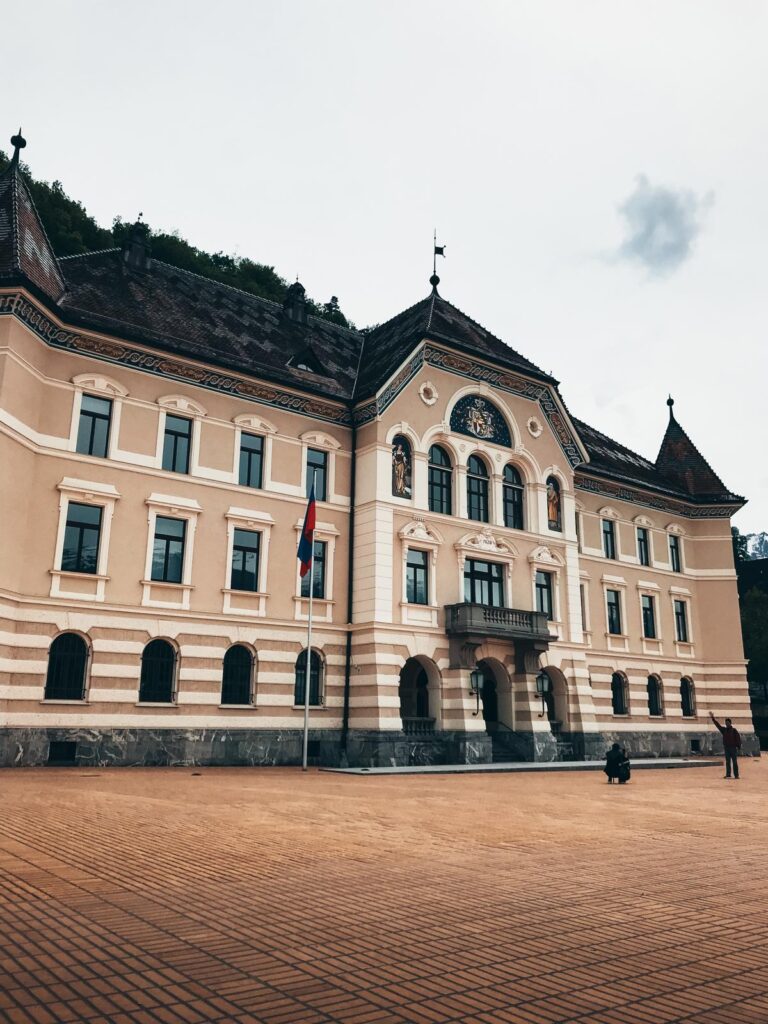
434,244 -> 445,257
297,486 -> 316,578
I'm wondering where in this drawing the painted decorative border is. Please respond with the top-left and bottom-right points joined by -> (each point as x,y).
575,474 -> 740,520
0,293 -> 353,427
354,348 -> 425,426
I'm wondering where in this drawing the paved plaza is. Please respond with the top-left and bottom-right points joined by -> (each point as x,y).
1,759 -> 767,1024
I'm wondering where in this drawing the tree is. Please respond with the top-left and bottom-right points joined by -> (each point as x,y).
741,587 -> 768,683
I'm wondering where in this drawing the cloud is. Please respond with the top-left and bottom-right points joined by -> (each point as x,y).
615,175 -> 713,275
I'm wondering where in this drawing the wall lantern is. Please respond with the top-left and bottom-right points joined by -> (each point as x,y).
536,670 -> 551,718
469,668 -> 483,717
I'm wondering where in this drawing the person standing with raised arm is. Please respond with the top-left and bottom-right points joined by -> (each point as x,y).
709,712 -> 742,779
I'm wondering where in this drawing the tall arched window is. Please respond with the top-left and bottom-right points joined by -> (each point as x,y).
221,645 -> 254,706
680,677 -> 696,718
139,639 -> 177,704
546,476 -> 562,531
611,672 -> 628,715
503,464 -> 524,530
391,435 -> 412,499
467,454 -> 489,523
647,674 -> 663,717
428,445 -> 452,515
44,633 -> 89,701
295,649 -> 322,707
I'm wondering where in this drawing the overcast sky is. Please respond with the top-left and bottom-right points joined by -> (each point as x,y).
6,1 -> 767,531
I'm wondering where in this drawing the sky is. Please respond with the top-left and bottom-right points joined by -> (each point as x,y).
5,0 -> 767,531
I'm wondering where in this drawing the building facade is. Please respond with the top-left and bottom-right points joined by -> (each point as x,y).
0,134 -> 756,767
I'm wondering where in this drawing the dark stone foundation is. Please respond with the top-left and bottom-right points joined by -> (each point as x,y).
0,726 -> 759,769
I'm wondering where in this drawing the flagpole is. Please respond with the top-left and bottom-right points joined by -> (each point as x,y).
301,471 -> 316,772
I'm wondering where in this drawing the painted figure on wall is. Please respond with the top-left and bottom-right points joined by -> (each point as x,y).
547,477 -> 561,531
392,436 -> 412,498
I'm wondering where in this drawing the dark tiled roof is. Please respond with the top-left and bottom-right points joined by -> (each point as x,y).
356,289 -> 555,398
574,416 -> 743,505
59,249 -> 361,402
655,413 -> 740,500
0,162 -> 65,301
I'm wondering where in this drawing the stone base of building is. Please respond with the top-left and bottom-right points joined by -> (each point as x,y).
0,726 -> 760,769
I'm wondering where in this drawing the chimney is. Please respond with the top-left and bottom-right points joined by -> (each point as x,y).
283,280 -> 307,323
122,218 -> 151,272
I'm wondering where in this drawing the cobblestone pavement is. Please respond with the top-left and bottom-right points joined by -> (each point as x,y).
1,760 -> 767,1024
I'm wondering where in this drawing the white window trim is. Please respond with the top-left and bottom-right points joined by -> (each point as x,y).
398,521 -> 443,628
637,583 -> 663,655
142,493 -> 202,610
233,414 -> 277,490
671,593 -> 695,657
528,546 -> 565,637
455,530 -> 517,606
293,519 -> 340,623
51,478 -> 121,602
579,571 -> 592,646
68,375 -> 127,462
666,525 -> 686,573
155,395 -> 207,475
301,431 -> 342,505
602,577 -> 628,652
223,508 -> 275,617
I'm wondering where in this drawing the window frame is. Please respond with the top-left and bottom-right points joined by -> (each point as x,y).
43,632 -> 90,702
502,464 -> 524,530
138,638 -> 178,705
680,676 -> 696,718
301,539 -> 327,599
641,593 -> 657,639
61,501 -> 103,576
466,454 -> 490,523
606,589 -> 623,635
611,671 -> 629,716
238,432 -> 265,489
220,644 -> 256,707
294,648 -> 323,707
230,527 -> 262,593
151,516 -> 187,585
162,414 -> 193,475
674,598 -> 689,643
637,527 -> 650,567
602,518 -> 617,560
428,445 -> 453,516
223,508 -> 274,617
647,674 -> 664,717
535,570 -> 554,620
76,393 -> 113,459
405,548 -> 429,605
51,479 -> 120,602
142,494 -> 201,609
464,558 -> 505,608
669,533 -> 683,573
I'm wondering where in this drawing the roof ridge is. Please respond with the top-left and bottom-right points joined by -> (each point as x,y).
572,415 -> 656,468
59,247 -> 121,260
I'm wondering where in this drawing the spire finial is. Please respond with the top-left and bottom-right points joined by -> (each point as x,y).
9,128 -> 26,169
667,394 -> 675,419
432,229 -> 445,293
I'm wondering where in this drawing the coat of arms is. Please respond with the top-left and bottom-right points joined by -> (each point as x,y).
465,398 -> 494,439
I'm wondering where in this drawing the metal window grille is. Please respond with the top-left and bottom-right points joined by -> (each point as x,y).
221,645 -> 253,705
294,650 -> 322,706
138,640 -> 176,703
44,633 -> 88,700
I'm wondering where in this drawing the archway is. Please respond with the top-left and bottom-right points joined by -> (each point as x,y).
399,657 -> 441,734
541,665 -> 569,733
476,658 -> 514,733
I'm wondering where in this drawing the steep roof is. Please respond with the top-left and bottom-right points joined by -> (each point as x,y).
59,248 -> 361,402
0,134 -> 65,302
655,404 -> 738,500
356,287 -> 554,399
574,411 -> 743,506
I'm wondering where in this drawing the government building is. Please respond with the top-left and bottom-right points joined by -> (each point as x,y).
0,133 -> 756,767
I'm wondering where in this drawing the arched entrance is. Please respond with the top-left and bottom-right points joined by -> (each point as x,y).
399,657 -> 440,735
476,658 -> 513,733
541,665 -> 569,733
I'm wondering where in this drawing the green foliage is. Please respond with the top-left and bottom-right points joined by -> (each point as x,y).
742,587 -> 768,683
1,150 -> 352,328
732,527 -> 749,565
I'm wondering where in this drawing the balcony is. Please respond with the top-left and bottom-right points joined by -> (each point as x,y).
444,603 -> 551,644
401,717 -> 435,736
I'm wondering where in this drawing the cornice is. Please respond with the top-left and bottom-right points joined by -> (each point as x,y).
574,472 -> 742,520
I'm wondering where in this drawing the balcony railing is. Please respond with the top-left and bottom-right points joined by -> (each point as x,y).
401,717 -> 436,736
444,603 -> 550,643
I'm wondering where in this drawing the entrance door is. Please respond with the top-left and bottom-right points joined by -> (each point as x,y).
481,671 -> 498,729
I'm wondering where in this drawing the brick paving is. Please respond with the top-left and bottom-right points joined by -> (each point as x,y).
0,760 -> 766,1024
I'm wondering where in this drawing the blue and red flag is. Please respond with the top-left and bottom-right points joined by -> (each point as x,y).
297,486 -> 316,578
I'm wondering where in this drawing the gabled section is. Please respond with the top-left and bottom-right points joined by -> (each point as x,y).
0,131 -> 65,303
288,343 -> 326,376
355,285 -> 554,401
655,398 -> 740,501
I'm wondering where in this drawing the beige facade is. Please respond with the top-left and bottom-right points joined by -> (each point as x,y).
0,136 -> 754,767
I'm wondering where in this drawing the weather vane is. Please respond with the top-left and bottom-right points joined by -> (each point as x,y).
431,229 -> 445,291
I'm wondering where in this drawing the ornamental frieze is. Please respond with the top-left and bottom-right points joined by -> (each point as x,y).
575,474 -> 738,520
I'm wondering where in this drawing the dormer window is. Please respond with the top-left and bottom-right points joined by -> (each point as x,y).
288,346 -> 325,376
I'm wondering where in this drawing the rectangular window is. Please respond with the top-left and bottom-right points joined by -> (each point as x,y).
76,394 -> 112,458
669,534 -> 682,573
467,477 -> 489,523
464,559 -> 505,608
674,599 -> 689,642
428,465 -> 452,516
151,516 -> 186,583
637,527 -> 650,567
535,570 -> 554,620
61,503 -> 102,574
301,540 -> 327,599
606,589 -> 622,635
162,415 -> 192,474
306,448 -> 328,501
406,549 -> 429,605
230,528 -> 261,592
238,433 -> 264,488
580,584 -> 587,630
575,512 -> 582,552
641,594 -> 657,639
602,519 -> 616,560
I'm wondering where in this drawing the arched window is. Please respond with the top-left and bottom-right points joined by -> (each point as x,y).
611,672 -> 628,715
467,454 -> 489,523
391,435 -> 412,499
139,639 -> 177,704
428,445 -> 452,515
546,476 -> 562,531
680,677 -> 696,718
647,674 -> 663,717
295,649 -> 322,707
503,464 -> 524,530
44,633 -> 89,701
221,645 -> 254,706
